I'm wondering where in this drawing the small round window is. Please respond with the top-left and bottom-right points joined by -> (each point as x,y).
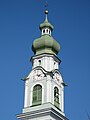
39,60 -> 41,65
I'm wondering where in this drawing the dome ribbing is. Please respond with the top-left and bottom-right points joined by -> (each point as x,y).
32,35 -> 60,55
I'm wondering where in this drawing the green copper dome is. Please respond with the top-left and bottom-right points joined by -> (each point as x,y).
39,10 -> 54,31
40,21 -> 54,31
32,10 -> 60,55
32,35 -> 60,55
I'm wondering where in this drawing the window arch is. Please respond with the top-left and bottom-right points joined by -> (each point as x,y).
32,84 -> 42,106
54,87 -> 60,108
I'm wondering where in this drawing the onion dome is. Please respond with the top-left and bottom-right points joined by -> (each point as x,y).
32,10 -> 60,55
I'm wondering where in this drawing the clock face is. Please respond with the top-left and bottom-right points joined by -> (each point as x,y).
53,73 -> 61,82
33,69 -> 44,80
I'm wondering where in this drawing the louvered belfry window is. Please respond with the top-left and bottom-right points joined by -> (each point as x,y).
54,87 -> 60,108
32,84 -> 42,106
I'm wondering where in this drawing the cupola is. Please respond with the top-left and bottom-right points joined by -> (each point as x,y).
40,10 -> 53,36
32,10 -> 60,56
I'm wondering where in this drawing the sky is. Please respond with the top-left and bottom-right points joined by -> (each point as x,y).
0,0 -> 90,120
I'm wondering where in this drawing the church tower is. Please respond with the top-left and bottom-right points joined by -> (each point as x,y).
17,10 -> 68,120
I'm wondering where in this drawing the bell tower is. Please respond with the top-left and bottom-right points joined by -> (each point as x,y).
17,10 -> 68,120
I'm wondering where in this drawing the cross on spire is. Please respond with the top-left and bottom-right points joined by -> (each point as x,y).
45,1 -> 48,8
44,1 -> 48,21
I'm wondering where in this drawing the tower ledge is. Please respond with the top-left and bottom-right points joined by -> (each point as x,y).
17,103 -> 68,120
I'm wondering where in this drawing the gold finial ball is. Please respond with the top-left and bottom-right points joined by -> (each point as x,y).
45,10 -> 48,14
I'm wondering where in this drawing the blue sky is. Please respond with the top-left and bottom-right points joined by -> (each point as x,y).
0,0 -> 90,120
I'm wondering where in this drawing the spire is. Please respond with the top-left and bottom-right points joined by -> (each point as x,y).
39,9 -> 54,36
44,10 -> 48,22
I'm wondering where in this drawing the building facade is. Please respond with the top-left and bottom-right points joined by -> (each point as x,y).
17,10 -> 68,120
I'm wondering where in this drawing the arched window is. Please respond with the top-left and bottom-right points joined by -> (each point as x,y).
54,87 -> 60,108
32,84 -> 42,106
43,29 -> 45,33
46,29 -> 48,33
49,30 -> 50,34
